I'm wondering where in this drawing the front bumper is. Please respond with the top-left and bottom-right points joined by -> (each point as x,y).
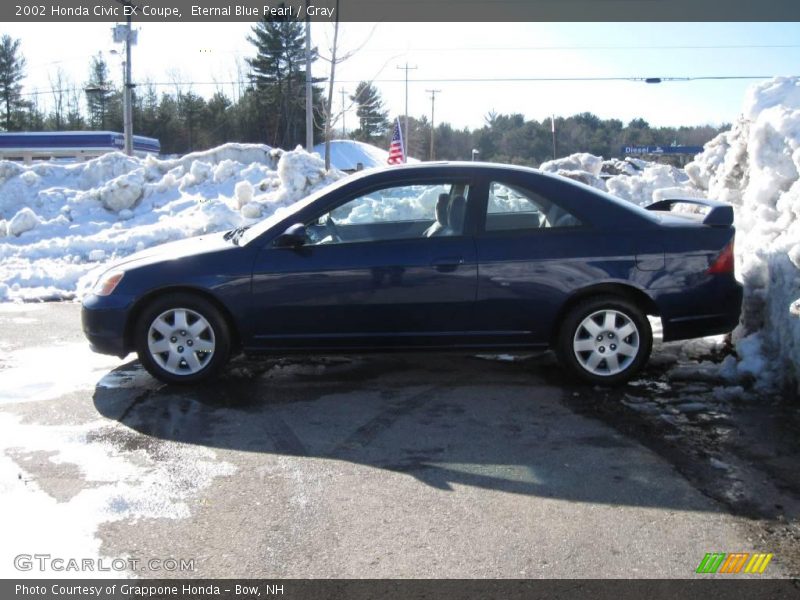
81,294 -> 133,358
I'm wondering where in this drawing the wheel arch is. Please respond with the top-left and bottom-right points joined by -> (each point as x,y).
550,283 -> 659,347
124,286 -> 242,354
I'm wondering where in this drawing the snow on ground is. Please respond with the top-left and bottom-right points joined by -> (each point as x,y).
0,410 -> 236,577
0,351 -> 236,578
0,342 -> 124,404
0,144 -> 341,301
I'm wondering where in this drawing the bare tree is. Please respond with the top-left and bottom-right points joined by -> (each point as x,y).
317,15 -> 379,168
48,67 -> 67,129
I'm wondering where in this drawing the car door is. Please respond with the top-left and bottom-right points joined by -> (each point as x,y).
474,177 -> 594,344
248,180 -> 478,349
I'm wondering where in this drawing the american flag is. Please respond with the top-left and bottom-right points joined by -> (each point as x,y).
387,117 -> 405,165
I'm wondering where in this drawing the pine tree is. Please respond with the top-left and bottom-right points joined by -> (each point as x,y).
0,34 -> 26,131
178,91 -> 207,151
246,15 -> 322,148
85,54 -> 118,130
350,81 -> 388,143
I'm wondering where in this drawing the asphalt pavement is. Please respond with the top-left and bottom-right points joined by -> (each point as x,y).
0,302 -> 795,578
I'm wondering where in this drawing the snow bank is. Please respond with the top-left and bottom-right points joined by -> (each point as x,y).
540,154 -> 694,204
606,164 -> 696,206
312,139 -> 420,172
0,144 -> 341,301
540,152 -> 604,176
686,77 -> 800,390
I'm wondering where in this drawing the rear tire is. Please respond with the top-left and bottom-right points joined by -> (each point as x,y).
134,293 -> 231,384
556,295 -> 652,386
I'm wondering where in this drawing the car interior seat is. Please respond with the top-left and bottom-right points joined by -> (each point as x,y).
423,193 -> 451,237
446,195 -> 467,235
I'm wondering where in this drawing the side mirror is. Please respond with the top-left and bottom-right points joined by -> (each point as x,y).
273,223 -> 307,248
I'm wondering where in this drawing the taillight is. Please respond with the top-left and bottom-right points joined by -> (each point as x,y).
707,240 -> 735,275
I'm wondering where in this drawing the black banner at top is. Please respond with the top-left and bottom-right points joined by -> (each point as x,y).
4,0 -> 800,22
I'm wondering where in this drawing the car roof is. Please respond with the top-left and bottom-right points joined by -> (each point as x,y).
362,160 -> 538,174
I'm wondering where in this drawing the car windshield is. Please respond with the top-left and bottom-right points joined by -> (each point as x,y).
238,175 -> 356,246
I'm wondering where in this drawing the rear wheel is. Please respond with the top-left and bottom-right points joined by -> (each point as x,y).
556,296 -> 652,385
135,293 -> 231,384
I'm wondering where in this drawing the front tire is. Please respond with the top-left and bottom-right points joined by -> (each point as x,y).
556,296 -> 652,386
135,293 -> 231,384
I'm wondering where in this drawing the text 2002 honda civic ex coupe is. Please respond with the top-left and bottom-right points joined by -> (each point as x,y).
82,162 -> 743,385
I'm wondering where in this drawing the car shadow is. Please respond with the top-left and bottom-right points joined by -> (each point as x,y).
92,351 -> 723,513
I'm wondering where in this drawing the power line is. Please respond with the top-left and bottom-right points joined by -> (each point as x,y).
17,73 -> 791,98
340,75 -> 781,84
360,43 -> 800,52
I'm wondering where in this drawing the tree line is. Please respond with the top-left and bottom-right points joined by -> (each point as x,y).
0,25 -> 727,164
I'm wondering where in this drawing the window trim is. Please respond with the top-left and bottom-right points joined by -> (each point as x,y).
477,178 -> 591,236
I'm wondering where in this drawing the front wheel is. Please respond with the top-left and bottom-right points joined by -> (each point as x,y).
556,296 -> 652,386
135,293 -> 231,384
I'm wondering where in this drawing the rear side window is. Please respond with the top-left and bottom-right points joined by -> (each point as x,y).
485,181 -> 582,231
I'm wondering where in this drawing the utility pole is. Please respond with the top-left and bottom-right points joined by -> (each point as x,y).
396,62 -> 417,163
340,87 -> 347,138
425,89 -> 440,161
113,1 -> 136,156
124,14 -> 133,156
304,0 -> 313,151
551,114 -> 557,160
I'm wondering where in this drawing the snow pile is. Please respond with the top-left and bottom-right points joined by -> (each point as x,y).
0,144 -> 341,301
336,184 -> 443,224
539,153 -> 606,189
685,77 -> 800,390
313,139 -> 389,171
312,139 -> 420,171
540,152 -> 604,176
605,163 -> 698,206
540,154 -> 695,204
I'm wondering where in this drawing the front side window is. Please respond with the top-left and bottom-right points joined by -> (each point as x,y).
485,181 -> 581,232
305,182 -> 470,245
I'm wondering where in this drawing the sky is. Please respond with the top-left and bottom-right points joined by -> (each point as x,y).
8,21 -> 800,131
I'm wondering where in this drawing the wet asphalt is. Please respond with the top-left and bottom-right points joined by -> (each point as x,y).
0,302 -> 798,578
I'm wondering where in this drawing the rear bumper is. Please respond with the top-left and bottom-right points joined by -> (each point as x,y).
81,294 -> 132,358
659,280 -> 743,342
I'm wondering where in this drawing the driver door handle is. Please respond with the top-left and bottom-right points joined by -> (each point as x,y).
431,257 -> 464,272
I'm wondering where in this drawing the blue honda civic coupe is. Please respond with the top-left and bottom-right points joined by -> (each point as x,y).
82,162 -> 742,385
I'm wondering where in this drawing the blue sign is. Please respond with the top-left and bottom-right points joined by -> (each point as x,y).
622,145 -> 703,156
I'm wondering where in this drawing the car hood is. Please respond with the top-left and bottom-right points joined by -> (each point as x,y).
110,231 -> 234,271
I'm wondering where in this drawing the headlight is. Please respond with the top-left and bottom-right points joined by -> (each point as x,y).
93,270 -> 125,296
